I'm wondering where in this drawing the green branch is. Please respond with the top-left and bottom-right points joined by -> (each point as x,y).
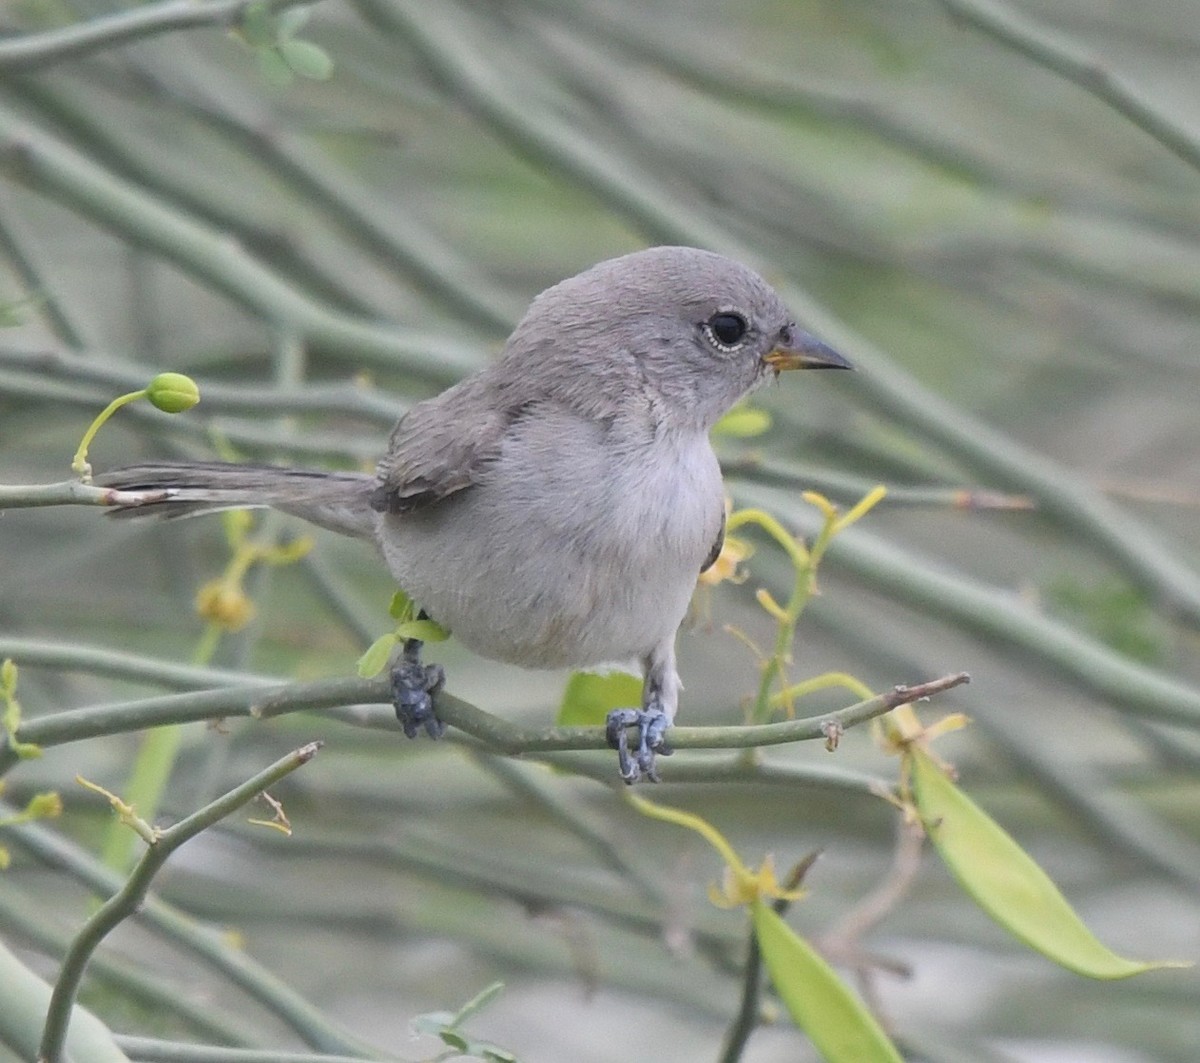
116,1039 -> 372,1063
740,482 -> 1200,729
2,811 -> 371,1056
0,105 -> 480,380
37,743 -> 322,1062
2,672 -> 968,775
934,0 -> 1200,175
0,0 -> 320,73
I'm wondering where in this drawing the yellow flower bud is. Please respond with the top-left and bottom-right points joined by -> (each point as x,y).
195,579 -> 255,631
146,372 -> 200,414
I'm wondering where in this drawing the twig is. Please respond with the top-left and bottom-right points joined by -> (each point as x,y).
741,482 -> 1200,730
1,810 -> 372,1056
116,1038 -> 375,1063
1,672 -> 970,774
933,0 -> 1200,175
0,636 -> 275,690
716,854 -> 819,1063
37,743 -> 323,1063
0,104 -> 479,381
0,0 -> 321,73
0,479 -> 171,511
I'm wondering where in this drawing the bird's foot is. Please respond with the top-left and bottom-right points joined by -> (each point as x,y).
390,658 -> 446,739
605,705 -> 673,784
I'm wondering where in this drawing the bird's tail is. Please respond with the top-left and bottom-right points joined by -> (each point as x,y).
95,461 -> 377,540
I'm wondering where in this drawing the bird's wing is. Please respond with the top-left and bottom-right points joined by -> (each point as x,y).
370,379 -> 525,514
700,507 -> 726,573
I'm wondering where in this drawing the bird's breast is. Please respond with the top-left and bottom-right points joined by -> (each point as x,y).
377,416 -> 724,669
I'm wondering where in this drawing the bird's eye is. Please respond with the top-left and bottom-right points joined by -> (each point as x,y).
705,312 -> 748,350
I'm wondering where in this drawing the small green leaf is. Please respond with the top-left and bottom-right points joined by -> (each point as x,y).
357,634 -> 398,678
1,659 -> 15,694
238,2 -> 276,46
394,618 -> 450,643
557,670 -> 641,727
257,47 -> 295,88
910,748 -> 1187,979
753,901 -> 904,1063
276,4 -> 312,38
712,404 -> 772,438
410,1011 -> 455,1036
438,1030 -> 470,1051
278,38 -> 334,80
449,981 -> 505,1027
388,589 -> 414,621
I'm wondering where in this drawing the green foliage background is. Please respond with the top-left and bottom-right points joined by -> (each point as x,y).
1,0 -> 1198,1060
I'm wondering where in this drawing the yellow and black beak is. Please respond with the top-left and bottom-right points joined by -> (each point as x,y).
762,330 -> 853,373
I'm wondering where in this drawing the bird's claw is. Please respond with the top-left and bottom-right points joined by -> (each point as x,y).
605,706 -> 673,784
390,660 -> 446,739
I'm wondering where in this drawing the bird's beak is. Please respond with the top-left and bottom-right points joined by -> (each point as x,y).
762,331 -> 853,373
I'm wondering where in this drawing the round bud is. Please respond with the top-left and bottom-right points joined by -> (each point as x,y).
146,373 -> 200,413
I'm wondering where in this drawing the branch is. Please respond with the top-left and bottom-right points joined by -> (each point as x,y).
0,105 -> 480,380
0,479 -> 170,510
116,1038 -> 372,1063
0,0 -> 319,73
740,482 -> 1200,730
37,743 -> 322,1063
0,345 -> 404,424
2,672 -> 970,774
933,0 -> 1200,175
1,812 -> 370,1056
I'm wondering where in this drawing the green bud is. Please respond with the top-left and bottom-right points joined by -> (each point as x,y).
146,372 -> 200,414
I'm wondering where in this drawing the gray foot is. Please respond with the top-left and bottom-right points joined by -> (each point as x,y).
390,655 -> 445,740
605,706 -> 672,784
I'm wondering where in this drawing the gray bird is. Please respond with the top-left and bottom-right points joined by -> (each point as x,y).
98,246 -> 851,781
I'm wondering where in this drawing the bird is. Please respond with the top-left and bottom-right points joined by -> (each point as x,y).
97,246 -> 851,782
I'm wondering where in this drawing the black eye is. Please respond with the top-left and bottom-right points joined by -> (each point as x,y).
706,312 -> 748,349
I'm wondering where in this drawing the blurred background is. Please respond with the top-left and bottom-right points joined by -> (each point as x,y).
0,0 -> 1198,1060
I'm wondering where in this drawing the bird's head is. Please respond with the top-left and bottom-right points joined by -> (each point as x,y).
502,246 -> 851,430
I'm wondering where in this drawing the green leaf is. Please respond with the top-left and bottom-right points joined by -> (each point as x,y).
357,634 -> 398,678
557,670 -> 641,727
278,38 -> 334,80
712,403 -> 772,438
910,748 -> 1187,979
449,981 -> 506,1026
257,47 -> 295,88
394,618 -> 450,643
388,589 -> 414,621
238,2 -> 276,47
410,1011 -> 455,1036
753,901 -> 904,1063
276,4 -> 311,38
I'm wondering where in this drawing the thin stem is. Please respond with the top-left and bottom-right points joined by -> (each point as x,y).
3,811 -> 372,1056
933,0 -> 1200,175
37,743 -> 322,1063
70,389 -> 145,477
0,0 -> 321,72
717,856 -> 818,1063
116,1039 -> 374,1063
